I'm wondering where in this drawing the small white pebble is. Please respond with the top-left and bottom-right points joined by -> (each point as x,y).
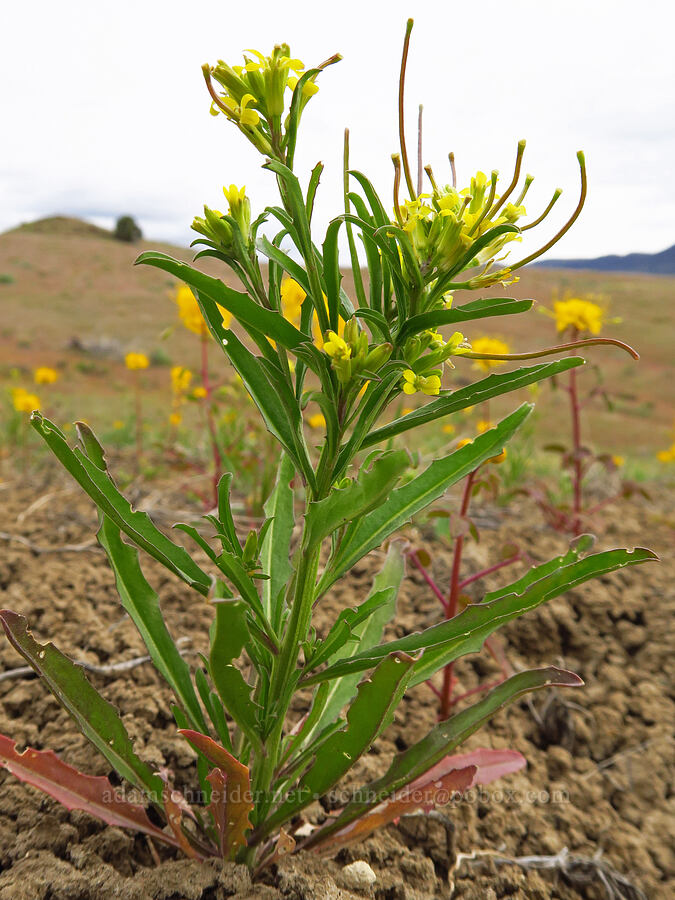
341,860 -> 377,889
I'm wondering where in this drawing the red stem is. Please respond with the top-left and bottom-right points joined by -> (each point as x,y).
457,553 -> 521,591
408,549 -> 449,612
568,328 -> 584,534
201,333 -> 222,508
134,374 -> 143,473
439,469 -> 477,719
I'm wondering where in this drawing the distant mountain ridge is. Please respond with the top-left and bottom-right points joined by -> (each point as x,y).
537,244 -> 675,275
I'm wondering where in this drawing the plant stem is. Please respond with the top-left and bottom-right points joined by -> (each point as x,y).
568,328 -> 583,534
134,373 -> 143,473
439,468 -> 477,719
457,552 -> 521,591
201,332 -> 222,508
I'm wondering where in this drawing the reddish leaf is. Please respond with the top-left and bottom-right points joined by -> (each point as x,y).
179,730 -> 253,858
314,765 -> 477,853
206,768 -> 227,857
161,777 -> 203,860
0,734 -> 178,847
408,747 -> 526,792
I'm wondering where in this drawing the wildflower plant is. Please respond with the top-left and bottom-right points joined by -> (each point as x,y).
0,22 -> 656,870
535,295 -> 637,533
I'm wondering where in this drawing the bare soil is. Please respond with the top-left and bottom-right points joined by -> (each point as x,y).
0,473 -> 672,899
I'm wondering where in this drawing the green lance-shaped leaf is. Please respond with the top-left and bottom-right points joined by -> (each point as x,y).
219,331 -> 316,490
260,454 -> 296,628
304,666 -> 582,848
31,416 -> 211,595
305,545 -> 658,688
257,651 -> 415,839
97,517 -> 206,732
320,404 -> 532,593
397,296 -> 533,343
209,600 -> 263,755
361,358 -> 584,448
0,610 -> 163,800
0,736 -> 180,848
135,251 -> 309,353
179,730 -> 254,859
300,543 -> 405,754
305,449 -> 410,545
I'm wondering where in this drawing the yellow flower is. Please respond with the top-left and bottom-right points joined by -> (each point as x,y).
169,412 -> 182,427
552,297 -> 605,335
174,284 -> 232,336
192,386 -> 208,399
125,353 -> 149,371
442,423 -> 456,435
612,455 -> 625,468
456,438 -> 473,450
11,388 -> 40,413
401,407 -> 414,416
307,413 -> 326,429
402,370 -> 441,396
656,444 -> 675,463
34,366 -> 59,385
323,332 -> 351,361
487,448 -> 507,465
171,366 -> 193,395
113,420 -> 125,430
476,419 -> 494,434
280,278 -> 306,326
470,337 -> 510,372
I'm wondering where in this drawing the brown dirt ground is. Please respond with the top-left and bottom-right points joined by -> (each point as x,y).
0,470 -> 672,899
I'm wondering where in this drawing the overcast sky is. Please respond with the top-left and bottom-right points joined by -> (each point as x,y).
2,0 -> 673,259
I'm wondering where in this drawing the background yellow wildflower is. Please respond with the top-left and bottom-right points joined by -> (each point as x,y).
11,388 -> 40,413
33,366 -> 59,385
174,284 -> 232,335
470,337 -> 510,372
124,352 -> 149,370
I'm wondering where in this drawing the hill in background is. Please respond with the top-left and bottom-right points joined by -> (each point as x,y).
537,244 -> 675,275
0,217 -> 673,455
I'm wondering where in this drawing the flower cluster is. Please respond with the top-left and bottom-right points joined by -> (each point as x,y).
399,329 -> 468,396
174,284 -> 232,337
192,185 -> 252,255
323,319 -> 392,386
398,169 -> 526,281
124,352 -> 149,371
203,45 -> 323,157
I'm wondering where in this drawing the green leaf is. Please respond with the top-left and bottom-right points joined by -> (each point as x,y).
257,237 -> 311,299
361,358 -> 585,448
0,610 -> 163,800
321,404 -> 532,592
398,296 -> 533,343
260,455 -> 296,629
97,518 -> 206,732
304,666 -> 582,847
216,473 -> 242,558
353,308 -> 393,343
305,449 -> 410,545
135,251 -> 309,353
259,651 -> 415,838
305,545 -> 657,687
209,601 -> 263,754
303,543 -> 405,745
322,218 -> 343,330
31,416 -> 211,595
219,332 -> 316,491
